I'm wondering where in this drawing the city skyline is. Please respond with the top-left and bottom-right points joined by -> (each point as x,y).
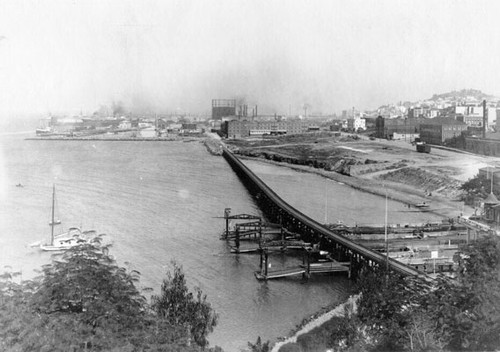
1,0 -> 500,118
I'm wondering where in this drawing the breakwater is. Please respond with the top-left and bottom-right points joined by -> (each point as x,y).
203,138 -> 224,155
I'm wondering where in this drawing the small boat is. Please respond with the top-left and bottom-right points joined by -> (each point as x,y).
16,183 -> 24,188
36,127 -> 54,136
40,227 -> 95,251
38,184 -> 100,251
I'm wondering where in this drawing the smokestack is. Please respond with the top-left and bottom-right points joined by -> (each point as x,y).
483,100 -> 487,139
255,105 -> 258,117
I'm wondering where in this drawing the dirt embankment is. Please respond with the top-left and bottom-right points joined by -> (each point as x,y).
236,147 -> 378,175
378,167 -> 464,200
232,135 -> 399,176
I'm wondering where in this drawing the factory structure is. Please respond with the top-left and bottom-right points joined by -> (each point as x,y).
212,98 -> 325,138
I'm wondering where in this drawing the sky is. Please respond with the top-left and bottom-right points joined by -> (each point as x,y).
1,0 -> 500,118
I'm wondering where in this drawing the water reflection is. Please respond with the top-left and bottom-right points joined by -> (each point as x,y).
255,281 -> 270,306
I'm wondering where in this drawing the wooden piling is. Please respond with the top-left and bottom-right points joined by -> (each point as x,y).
235,227 -> 240,251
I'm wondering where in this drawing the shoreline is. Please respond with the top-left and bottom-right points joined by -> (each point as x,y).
25,136 -> 183,141
270,294 -> 360,352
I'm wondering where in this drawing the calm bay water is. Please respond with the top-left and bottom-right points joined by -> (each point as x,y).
242,159 -> 443,227
0,130 -> 441,351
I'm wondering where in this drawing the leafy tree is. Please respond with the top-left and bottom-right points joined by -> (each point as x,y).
354,267 -> 433,351
248,336 -> 270,352
0,245 -> 220,352
461,173 -> 495,198
33,244 -> 145,328
429,235 -> 500,351
398,310 -> 448,352
152,261 -> 218,348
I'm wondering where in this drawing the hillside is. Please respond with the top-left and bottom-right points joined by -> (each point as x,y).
430,88 -> 496,102
372,89 -> 498,117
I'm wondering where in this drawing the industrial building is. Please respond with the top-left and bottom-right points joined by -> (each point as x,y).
419,117 -> 467,145
375,116 -> 422,139
212,99 -> 236,120
222,119 -> 312,138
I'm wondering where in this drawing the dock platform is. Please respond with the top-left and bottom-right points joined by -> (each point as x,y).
254,261 -> 350,281
230,240 -> 312,253
254,266 -> 307,280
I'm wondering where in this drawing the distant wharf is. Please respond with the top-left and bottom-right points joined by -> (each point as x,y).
25,136 -> 180,142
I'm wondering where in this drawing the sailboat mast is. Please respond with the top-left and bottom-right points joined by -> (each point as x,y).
51,184 -> 55,246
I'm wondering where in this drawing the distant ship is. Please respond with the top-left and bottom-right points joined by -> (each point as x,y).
35,126 -> 55,136
81,116 -> 124,128
35,117 -> 55,136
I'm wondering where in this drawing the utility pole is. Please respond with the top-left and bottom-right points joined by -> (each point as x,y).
405,117 -> 407,142
385,189 -> 389,274
483,99 -> 487,139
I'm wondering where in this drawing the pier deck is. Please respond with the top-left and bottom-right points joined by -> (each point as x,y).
230,239 -> 312,253
255,266 -> 306,280
254,261 -> 350,281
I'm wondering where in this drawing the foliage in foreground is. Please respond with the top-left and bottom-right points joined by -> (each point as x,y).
0,245 -> 220,352
248,336 -> 271,352
152,261 -> 218,348
350,234 -> 500,352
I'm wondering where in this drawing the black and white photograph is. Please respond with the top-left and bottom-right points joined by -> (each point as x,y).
1,1 -> 499,351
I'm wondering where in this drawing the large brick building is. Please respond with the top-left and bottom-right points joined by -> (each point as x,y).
375,116 -> 422,139
419,117 -> 467,145
223,119 -> 311,138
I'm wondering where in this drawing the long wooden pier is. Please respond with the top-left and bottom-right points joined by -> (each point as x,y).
222,147 -> 432,280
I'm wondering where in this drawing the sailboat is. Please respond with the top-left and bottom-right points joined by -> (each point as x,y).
38,185 -> 99,251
